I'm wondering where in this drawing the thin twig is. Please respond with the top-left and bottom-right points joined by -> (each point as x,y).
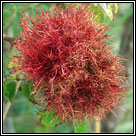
3,34 -> 16,46
3,102 -> 11,122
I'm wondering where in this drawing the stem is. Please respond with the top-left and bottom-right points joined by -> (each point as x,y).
95,117 -> 101,133
3,102 -> 11,122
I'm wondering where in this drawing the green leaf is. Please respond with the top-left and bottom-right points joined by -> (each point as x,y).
74,119 -> 89,133
99,3 -> 118,21
3,54 -> 10,77
22,83 -> 34,101
90,5 -> 105,23
31,3 -> 52,17
44,3 -> 53,7
65,3 -> 79,6
41,5 -> 49,11
3,25 -> 6,34
39,3 -> 53,10
12,11 -> 23,37
38,109 -> 62,128
6,81 -> 17,102
3,82 -> 7,100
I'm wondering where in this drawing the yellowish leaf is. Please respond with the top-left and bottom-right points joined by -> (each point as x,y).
8,58 -> 18,68
99,3 -> 118,21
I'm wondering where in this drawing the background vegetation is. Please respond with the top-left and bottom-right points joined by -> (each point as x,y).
3,3 -> 133,133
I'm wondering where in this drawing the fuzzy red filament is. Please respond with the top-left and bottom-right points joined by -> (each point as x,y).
14,5 -> 128,122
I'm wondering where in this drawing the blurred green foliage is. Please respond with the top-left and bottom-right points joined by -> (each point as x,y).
21,81 -> 35,101
5,81 -> 17,102
113,90 -> 133,133
74,120 -> 89,133
90,5 -> 105,23
3,3 -> 133,133
38,109 -> 62,128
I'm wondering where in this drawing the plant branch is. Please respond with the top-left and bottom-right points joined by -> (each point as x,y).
3,102 -> 11,122
3,34 -> 16,46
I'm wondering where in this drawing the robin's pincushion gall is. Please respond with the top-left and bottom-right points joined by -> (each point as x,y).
14,5 -> 128,123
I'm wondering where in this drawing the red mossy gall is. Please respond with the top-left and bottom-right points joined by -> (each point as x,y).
14,5 -> 128,123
